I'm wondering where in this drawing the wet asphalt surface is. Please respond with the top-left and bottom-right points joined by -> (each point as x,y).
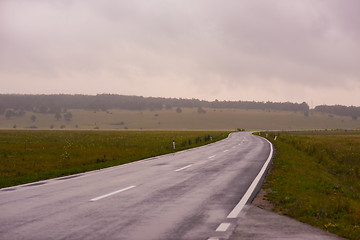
0,132 -> 271,240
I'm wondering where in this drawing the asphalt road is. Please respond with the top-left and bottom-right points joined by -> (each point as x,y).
0,132 -> 272,240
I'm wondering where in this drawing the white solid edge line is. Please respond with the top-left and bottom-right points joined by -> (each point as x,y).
216,223 -> 231,232
227,138 -> 273,218
90,185 -> 136,202
175,164 -> 193,172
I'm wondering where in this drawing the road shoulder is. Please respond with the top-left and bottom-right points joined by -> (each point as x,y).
229,189 -> 344,240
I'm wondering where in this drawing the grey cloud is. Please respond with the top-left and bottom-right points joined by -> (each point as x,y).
0,0 -> 359,105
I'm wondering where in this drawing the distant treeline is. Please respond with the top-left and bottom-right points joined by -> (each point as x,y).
314,105 -> 360,120
0,94 -> 310,114
0,94 -> 358,119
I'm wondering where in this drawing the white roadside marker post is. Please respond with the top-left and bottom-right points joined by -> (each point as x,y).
173,140 -> 176,150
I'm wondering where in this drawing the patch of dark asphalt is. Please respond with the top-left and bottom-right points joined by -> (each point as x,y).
23,182 -> 47,187
57,174 -> 84,181
1,188 -> 17,192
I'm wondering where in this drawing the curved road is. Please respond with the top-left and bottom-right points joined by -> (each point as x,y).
0,132 -> 272,240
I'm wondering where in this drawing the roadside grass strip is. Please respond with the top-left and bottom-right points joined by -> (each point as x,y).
260,130 -> 360,240
0,130 -> 229,188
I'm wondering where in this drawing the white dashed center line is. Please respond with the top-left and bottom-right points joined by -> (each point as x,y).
208,155 -> 216,159
90,185 -> 136,202
215,223 -> 231,232
175,164 -> 192,172
223,150 -> 229,153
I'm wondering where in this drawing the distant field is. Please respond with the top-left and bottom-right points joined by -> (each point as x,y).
0,130 -> 229,188
0,108 -> 359,130
262,130 -> 360,239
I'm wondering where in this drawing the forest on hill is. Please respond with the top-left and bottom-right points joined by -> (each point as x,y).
314,105 -> 360,120
0,94 -> 359,119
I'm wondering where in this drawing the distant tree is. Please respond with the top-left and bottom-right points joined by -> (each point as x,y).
38,105 -> 48,113
55,112 -> 62,121
5,110 -> 14,119
63,112 -> 73,121
18,110 -> 25,117
176,107 -> 182,113
30,115 -> 37,122
197,107 -> 206,114
0,105 -> 5,115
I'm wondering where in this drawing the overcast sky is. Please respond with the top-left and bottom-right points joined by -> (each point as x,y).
1,0 -> 359,106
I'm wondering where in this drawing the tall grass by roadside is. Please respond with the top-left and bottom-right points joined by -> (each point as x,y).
261,130 -> 360,239
0,130 -> 229,188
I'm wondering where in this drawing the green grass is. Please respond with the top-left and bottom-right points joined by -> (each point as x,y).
1,107 -> 359,130
261,130 -> 360,239
0,130 -> 229,188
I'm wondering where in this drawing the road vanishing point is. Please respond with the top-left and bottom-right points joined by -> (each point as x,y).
0,132 -> 273,240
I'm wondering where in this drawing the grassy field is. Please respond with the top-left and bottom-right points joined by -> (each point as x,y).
0,130 -> 229,188
261,130 -> 360,239
1,108 -> 359,130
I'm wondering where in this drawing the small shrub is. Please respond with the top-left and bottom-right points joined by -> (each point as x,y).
197,107 -> 206,114
176,107 -> 182,113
